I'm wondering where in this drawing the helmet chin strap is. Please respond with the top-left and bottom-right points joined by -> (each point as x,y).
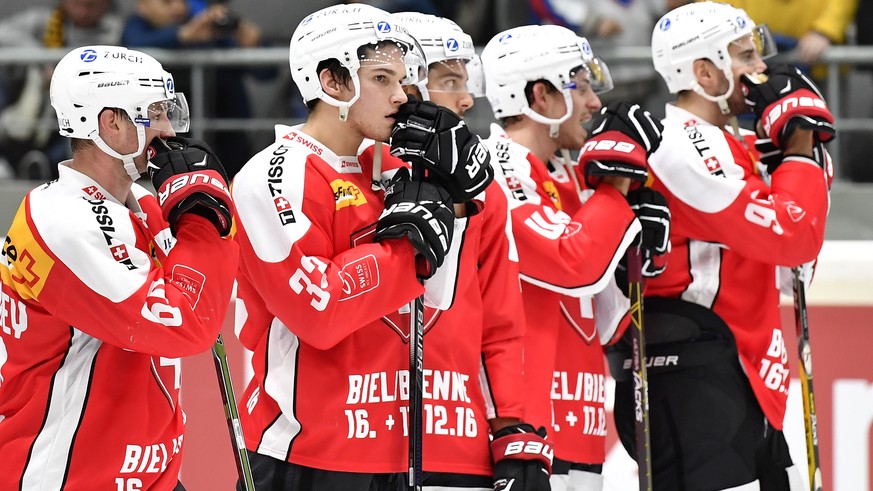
521,89 -> 574,138
690,68 -> 735,115
92,125 -> 147,181
415,80 -> 431,101
316,75 -> 361,122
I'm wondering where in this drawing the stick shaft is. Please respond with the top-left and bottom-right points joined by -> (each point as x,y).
408,296 -> 424,491
212,334 -> 255,491
627,247 -> 652,491
793,267 -> 823,491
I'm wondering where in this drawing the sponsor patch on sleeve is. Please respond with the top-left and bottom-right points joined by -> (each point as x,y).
171,265 -> 206,308
339,255 -> 379,300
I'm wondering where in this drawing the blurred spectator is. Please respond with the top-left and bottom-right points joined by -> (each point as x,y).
122,0 -> 274,178
0,0 -> 121,180
722,0 -> 858,67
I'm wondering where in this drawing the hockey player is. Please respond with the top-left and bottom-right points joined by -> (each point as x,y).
230,5 -> 498,490
607,2 -> 834,489
481,25 -> 671,490
362,11 -> 552,490
0,45 -> 238,490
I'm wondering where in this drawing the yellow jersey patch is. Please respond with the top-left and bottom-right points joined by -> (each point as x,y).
330,179 -> 367,210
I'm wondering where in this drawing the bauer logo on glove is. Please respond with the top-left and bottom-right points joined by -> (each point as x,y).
740,64 -> 835,147
148,136 -> 234,237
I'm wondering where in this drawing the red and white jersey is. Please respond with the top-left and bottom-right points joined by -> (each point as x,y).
547,161 -> 610,465
361,144 -> 528,476
646,104 -> 830,429
0,163 -> 238,490
484,124 -> 640,463
409,180 -> 527,475
232,127 -> 466,474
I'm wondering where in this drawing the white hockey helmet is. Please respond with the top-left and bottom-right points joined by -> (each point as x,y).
50,45 -> 189,179
290,4 -> 427,120
481,24 -> 613,137
391,12 -> 483,100
652,2 -> 776,101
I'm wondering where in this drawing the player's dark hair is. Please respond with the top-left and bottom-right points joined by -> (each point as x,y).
501,79 -> 558,127
306,41 -> 404,112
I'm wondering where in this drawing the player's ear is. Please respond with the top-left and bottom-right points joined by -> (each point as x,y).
97,108 -> 125,137
692,59 -> 719,91
530,81 -> 552,111
320,67 -> 345,99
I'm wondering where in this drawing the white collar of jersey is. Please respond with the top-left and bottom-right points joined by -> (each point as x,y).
664,103 -> 713,128
273,124 -> 363,174
58,161 -> 124,205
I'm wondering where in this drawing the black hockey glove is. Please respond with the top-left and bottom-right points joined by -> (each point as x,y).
628,187 -> 670,257
578,101 -> 662,190
491,423 -> 553,491
741,64 -> 835,148
148,136 -> 234,237
614,188 -> 670,289
374,168 -> 455,279
390,96 -> 494,202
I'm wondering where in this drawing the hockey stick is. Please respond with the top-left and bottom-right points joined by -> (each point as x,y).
627,245 -> 652,491
408,160 -> 425,491
793,267 -> 823,491
211,334 -> 255,491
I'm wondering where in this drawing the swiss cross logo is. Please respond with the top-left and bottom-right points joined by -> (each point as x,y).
273,196 -> 296,225
274,196 -> 290,211
110,244 -> 130,262
82,186 -> 106,200
703,156 -> 722,173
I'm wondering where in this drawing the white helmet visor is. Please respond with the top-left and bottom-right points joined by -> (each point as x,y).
140,93 -> 190,133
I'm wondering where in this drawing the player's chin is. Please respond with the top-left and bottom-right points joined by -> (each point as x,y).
367,124 -> 393,143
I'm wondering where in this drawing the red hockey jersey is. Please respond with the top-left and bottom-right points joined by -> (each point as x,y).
547,160 -> 611,465
484,124 -> 640,462
361,144 -> 528,476
0,163 -> 238,490
645,104 -> 830,429
232,127 -> 469,474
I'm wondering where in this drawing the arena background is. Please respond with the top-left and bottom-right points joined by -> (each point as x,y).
1,0 -> 872,489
